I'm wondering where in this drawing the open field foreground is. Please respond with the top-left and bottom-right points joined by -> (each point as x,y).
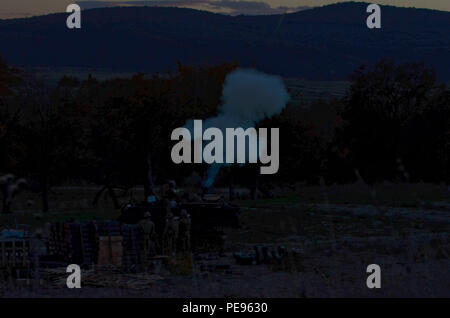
1,183 -> 449,297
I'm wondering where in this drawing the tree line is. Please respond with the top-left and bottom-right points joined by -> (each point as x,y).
0,57 -> 448,213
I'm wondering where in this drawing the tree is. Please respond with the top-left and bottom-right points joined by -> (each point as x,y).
0,56 -> 25,173
18,75 -> 84,212
341,59 -> 445,182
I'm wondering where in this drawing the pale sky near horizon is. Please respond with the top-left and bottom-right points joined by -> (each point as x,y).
0,0 -> 449,19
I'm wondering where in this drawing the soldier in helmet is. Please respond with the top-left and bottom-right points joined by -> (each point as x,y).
165,180 -> 179,205
178,209 -> 191,252
139,212 -> 157,257
163,211 -> 179,255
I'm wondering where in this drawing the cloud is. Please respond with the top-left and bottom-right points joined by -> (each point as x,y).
76,0 -> 310,15
209,1 -> 309,15
0,12 -> 35,19
77,0 -> 202,10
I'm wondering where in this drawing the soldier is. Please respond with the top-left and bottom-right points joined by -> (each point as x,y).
163,212 -> 179,255
190,193 -> 202,202
0,174 -> 14,213
1,175 -> 27,214
139,212 -> 157,257
178,209 -> 191,252
165,180 -> 179,205
0,174 -> 15,190
154,199 -> 170,252
7,178 -> 27,197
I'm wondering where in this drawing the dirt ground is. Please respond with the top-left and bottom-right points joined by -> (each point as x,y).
1,183 -> 449,297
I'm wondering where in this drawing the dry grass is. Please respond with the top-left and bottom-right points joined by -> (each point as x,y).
0,182 -> 449,297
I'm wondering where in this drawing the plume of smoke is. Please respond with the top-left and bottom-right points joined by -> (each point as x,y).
202,163 -> 222,188
205,68 -> 290,129
186,68 -> 290,187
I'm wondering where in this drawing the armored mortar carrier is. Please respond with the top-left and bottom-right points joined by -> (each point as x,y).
118,199 -> 240,251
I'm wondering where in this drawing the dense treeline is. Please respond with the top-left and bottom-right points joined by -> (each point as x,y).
0,57 -> 448,212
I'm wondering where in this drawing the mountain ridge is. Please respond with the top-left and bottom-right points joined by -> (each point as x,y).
1,2 -> 449,80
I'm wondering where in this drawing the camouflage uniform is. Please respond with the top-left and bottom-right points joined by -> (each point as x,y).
163,212 -> 179,255
139,212 -> 157,256
178,209 -> 191,252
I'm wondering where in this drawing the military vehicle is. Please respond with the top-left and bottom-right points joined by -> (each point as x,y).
118,196 -> 240,251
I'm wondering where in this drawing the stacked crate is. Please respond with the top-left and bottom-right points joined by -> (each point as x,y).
80,222 -> 98,265
121,224 -> 144,268
0,238 -> 31,271
47,221 -> 148,269
48,222 -> 84,264
63,223 -> 82,264
96,221 -> 121,237
96,221 -> 122,267
48,222 -> 65,260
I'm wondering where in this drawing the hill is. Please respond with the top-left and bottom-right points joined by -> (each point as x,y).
0,2 -> 449,80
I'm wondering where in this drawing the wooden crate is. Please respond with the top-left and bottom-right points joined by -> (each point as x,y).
98,236 -> 123,267
0,238 -> 31,269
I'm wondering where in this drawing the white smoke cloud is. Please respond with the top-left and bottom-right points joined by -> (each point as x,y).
205,68 -> 289,129
186,68 -> 289,187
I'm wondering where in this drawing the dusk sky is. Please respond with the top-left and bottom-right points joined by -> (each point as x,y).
1,0 -> 449,19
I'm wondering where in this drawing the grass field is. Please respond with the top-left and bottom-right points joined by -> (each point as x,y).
1,182 -> 449,297
29,67 -> 351,103
284,78 -> 350,103
1,181 -> 448,234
